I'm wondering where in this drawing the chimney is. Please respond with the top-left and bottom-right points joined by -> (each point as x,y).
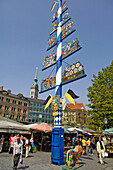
7,90 -> 11,94
18,93 -> 23,98
0,86 -> 3,92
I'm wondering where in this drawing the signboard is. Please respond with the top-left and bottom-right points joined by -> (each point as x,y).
47,20 -> 75,51
43,53 -> 56,70
52,4 -> 68,22
41,61 -> 86,93
43,38 -> 81,70
62,61 -> 85,84
62,38 -> 81,60
51,95 -> 60,112
50,12 -> 71,35
52,111 -> 59,116
40,76 -> 56,92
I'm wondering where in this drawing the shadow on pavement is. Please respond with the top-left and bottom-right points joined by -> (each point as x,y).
81,156 -> 93,160
78,162 -> 86,165
18,166 -> 29,169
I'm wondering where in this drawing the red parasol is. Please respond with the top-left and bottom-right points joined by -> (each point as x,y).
30,123 -> 53,132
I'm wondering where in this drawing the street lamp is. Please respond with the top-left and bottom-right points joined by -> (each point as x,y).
81,107 -> 84,129
104,116 -> 107,129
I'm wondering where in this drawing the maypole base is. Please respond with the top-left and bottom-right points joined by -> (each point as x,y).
62,164 -> 84,170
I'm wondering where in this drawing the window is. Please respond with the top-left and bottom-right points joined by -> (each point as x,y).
24,103 -> 27,106
30,102 -> 33,106
37,103 -> 39,107
0,105 -> 2,109
12,100 -> 16,104
30,108 -> 32,111
18,101 -> 22,105
0,97 -> 4,101
18,108 -> 21,112
23,109 -> 26,114
6,98 -> 10,102
5,106 -> 9,110
11,107 -> 15,111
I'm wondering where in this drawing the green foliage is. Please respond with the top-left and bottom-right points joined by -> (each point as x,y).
87,60 -> 113,130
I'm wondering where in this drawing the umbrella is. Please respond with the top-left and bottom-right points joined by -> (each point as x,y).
30,123 -> 53,132
85,132 -> 92,135
68,127 -> 86,134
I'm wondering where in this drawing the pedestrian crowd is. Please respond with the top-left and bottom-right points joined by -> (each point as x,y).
71,135 -> 110,165
0,133 -> 51,169
8,134 -> 33,170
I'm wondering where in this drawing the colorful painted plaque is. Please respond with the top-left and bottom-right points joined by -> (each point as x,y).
47,20 -> 75,51
43,38 -> 81,70
43,53 -> 56,69
40,76 -> 56,92
62,38 -> 81,59
62,62 -> 85,84
51,95 -> 60,112
52,111 -> 59,116
52,4 -> 68,22
50,12 -> 71,35
40,61 -> 86,92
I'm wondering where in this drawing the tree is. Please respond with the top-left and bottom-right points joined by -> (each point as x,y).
87,60 -> 113,130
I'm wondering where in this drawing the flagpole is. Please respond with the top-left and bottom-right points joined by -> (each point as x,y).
51,0 -> 64,165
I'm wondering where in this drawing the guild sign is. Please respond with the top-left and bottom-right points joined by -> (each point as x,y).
51,95 -> 60,112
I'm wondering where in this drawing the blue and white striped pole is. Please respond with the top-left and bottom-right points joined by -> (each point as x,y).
55,0 -> 62,128
51,0 -> 64,165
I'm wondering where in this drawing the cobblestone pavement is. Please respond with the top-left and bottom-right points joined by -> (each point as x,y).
0,150 -> 113,170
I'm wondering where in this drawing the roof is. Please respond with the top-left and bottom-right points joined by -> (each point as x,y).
0,90 -> 28,101
26,97 -> 45,103
66,102 -> 86,111
0,116 -> 25,125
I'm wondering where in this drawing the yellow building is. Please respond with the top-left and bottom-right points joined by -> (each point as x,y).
0,86 -> 29,124
62,102 -> 87,127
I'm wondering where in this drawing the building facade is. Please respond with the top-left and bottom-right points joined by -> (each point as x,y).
27,98 -> 54,126
0,86 -> 29,124
62,102 -> 87,127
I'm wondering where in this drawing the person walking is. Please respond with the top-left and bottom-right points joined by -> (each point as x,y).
87,138 -> 91,153
97,137 -> 105,165
9,134 -> 14,154
82,137 -> 87,155
24,137 -> 30,158
13,137 -> 23,170
0,135 -> 5,153
30,137 -> 34,153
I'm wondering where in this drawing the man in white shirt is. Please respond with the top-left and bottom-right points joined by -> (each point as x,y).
97,137 -> 105,165
13,137 -> 23,170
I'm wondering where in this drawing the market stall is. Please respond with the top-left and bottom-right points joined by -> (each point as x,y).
103,128 -> 113,157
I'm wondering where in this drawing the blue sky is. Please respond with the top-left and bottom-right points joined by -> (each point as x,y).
0,0 -> 113,109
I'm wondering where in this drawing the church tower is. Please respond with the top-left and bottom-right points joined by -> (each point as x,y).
30,67 -> 39,99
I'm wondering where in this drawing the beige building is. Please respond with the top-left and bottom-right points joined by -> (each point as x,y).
0,86 -> 29,124
62,102 -> 87,127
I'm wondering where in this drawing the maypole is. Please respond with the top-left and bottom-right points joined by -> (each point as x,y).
40,0 -> 87,166
55,0 -> 62,127
51,0 -> 64,165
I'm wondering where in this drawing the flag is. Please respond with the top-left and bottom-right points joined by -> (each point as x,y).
65,89 -> 79,105
51,2 -> 57,11
43,95 -> 53,110
62,1 -> 66,8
